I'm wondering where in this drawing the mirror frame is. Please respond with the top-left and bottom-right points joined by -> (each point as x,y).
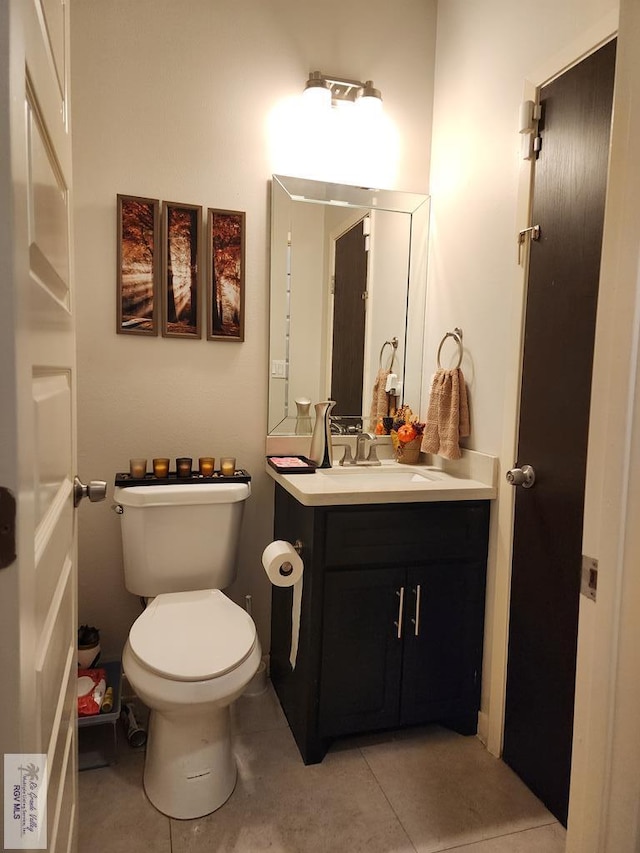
268,174 -> 430,435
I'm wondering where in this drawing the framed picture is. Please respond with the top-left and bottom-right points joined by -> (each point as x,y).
117,195 -> 160,335
161,201 -> 202,338
207,208 -> 245,341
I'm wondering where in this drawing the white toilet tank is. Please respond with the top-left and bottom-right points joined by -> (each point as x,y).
114,482 -> 250,597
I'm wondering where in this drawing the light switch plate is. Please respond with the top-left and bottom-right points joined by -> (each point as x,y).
271,359 -> 287,378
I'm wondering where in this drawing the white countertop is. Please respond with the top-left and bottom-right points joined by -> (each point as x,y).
265,450 -> 498,507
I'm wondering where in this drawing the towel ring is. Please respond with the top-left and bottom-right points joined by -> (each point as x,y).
437,328 -> 463,369
379,337 -> 398,370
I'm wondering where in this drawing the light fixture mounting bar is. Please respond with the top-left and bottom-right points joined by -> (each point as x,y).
323,74 -> 366,102
305,71 -> 381,105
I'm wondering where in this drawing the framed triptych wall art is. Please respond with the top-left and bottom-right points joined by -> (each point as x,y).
207,208 -> 246,342
161,201 -> 202,339
116,194 -> 160,336
117,196 -> 245,342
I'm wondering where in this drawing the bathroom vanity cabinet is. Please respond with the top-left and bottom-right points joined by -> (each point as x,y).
270,483 -> 491,764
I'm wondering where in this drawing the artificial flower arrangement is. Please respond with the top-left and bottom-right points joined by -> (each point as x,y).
390,405 -> 425,463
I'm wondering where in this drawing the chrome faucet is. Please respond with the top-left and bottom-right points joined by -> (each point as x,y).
333,432 -> 381,466
355,432 -> 381,466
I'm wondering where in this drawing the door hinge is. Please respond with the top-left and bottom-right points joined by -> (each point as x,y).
330,275 -> 335,294
581,555 -> 598,602
519,100 -> 542,160
0,486 -> 17,569
517,224 -> 541,264
519,100 -> 542,133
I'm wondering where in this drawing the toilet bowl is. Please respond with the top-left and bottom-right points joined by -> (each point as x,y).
122,588 -> 261,819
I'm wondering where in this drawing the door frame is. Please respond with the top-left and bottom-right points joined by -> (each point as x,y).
483,6 -> 640,850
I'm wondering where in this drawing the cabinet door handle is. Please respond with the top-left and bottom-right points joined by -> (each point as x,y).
412,584 -> 422,637
394,586 -> 405,639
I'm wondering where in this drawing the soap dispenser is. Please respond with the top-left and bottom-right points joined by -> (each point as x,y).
309,400 -> 336,469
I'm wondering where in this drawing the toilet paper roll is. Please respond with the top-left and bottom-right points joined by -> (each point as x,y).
261,540 -> 303,587
262,540 -> 304,669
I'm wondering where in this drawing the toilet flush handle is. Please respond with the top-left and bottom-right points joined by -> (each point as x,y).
112,504 -> 124,515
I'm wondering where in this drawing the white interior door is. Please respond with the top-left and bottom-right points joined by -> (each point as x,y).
0,1 -> 86,850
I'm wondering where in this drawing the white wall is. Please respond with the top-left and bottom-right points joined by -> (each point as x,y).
427,0 -> 617,742
427,0 -> 617,452
71,0 -> 436,658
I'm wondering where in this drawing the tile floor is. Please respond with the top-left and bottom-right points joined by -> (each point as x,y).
79,684 -> 565,853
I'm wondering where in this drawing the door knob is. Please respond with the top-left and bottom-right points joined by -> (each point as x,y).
506,465 -> 536,489
73,476 -> 107,507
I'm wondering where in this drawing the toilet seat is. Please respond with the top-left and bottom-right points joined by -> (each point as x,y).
129,589 -> 256,682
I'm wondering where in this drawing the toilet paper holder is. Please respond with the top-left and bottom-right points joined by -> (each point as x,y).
281,540 -> 303,576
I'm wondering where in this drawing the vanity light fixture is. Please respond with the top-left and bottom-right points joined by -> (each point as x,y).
302,71 -> 332,108
303,71 -> 383,110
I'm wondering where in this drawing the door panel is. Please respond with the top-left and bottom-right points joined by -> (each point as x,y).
40,0 -> 66,94
29,95 -> 71,292
33,372 -> 73,525
401,563 -> 485,727
36,561 -> 74,754
319,567 -> 404,736
0,0 -> 78,849
49,726 -> 75,853
35,499 -> 73,631
503,40 -> 616,825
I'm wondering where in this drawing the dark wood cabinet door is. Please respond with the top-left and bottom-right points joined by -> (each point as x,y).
319,566 -> 405,737
400,563 -> 485,731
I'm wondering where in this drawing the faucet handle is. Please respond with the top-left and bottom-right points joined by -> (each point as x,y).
366,444 -> 381,465
333,442 -> 354,466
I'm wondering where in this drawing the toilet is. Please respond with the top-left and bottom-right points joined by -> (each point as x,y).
114,481 -> 261,820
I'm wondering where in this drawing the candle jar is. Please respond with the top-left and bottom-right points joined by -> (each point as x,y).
176,457 -> 193,477
152,458 -> 170,478
198,457 -> 215,476
220,457 -> 236,477
129,458 -> 147,478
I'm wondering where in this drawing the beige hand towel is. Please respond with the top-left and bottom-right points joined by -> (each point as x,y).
369,368 -> 390,427
420,370 -> 443,454
420,368 -> 470,460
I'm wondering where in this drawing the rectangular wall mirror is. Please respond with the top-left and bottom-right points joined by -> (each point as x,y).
268,174 -> 430,435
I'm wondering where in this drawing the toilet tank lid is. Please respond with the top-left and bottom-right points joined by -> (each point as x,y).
114,482 -> 250,507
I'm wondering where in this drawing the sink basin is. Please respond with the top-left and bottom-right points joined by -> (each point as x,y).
317,465 -> 442,484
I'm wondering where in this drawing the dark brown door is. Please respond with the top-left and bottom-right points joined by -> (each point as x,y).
503,40 -> 616,825
330,220 -> 367,417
